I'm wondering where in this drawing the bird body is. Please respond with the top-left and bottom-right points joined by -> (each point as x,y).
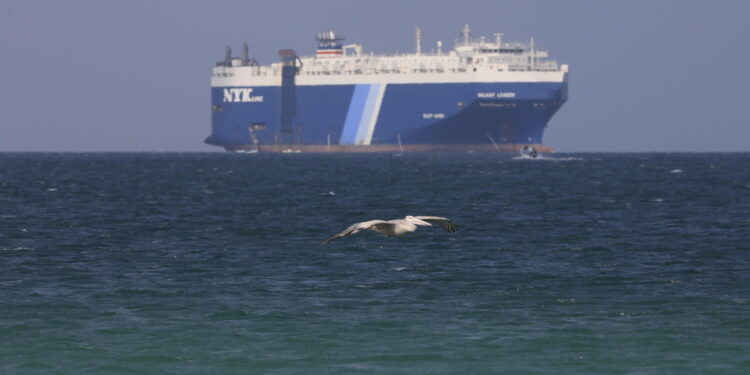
322,216 -> 460,245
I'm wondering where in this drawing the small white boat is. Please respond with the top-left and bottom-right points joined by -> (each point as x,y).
519,145 -> 540,159
234,149 -> 259,154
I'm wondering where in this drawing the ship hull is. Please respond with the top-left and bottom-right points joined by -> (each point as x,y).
205,81 -> 567,151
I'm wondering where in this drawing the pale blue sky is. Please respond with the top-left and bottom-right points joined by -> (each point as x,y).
1,0 -> 748,151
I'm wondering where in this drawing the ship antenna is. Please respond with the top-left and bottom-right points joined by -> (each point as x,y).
224,46 -> 232,66
415,26 -> 422,56
241,42 -> 249,66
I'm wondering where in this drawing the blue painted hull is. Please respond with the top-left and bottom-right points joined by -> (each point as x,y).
205,81 -> 568,150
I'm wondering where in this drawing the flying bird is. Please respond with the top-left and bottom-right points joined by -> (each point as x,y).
321,216 -> 461,245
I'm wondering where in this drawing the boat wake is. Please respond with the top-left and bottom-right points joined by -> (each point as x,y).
512,155 -> 583,161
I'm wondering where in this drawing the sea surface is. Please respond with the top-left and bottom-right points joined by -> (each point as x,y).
1,152 -> 749,374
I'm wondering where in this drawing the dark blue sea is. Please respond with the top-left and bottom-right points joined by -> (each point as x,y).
1,152 -> 749,374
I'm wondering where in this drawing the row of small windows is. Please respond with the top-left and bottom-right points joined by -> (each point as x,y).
479,48 -> 524,54
213,65 -> 558,78
302,68 -> 477,75
215,66 -> 554,78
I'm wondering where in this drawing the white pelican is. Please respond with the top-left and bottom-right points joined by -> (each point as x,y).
322,216 -> 461,245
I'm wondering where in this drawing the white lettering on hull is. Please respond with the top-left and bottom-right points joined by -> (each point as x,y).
222,88 -> 264,103
477,92 -> 516,98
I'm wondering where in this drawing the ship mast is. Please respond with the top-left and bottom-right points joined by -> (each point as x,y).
415,26 -> 422,56
494,33 -> 503,47
241,42 -> 249,66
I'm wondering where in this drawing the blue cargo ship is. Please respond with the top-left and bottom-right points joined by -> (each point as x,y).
205,25 -> 568,152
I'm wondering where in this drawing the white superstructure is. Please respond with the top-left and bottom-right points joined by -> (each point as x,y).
211,25 -> 568,87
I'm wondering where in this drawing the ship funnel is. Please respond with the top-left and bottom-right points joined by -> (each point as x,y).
315,30 -> 344,58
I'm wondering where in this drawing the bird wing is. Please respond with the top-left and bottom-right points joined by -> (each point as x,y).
321,220 -> 387,245
412,216 -> 462,232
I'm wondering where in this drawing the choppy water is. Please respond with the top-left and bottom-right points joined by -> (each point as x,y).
1,152 -> 749,374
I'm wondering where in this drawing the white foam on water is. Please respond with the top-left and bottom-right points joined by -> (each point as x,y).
512,155 -> 583,161
1,247 -> 35,251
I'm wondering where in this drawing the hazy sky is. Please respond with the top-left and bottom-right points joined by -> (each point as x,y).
1,0 -> 748,152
